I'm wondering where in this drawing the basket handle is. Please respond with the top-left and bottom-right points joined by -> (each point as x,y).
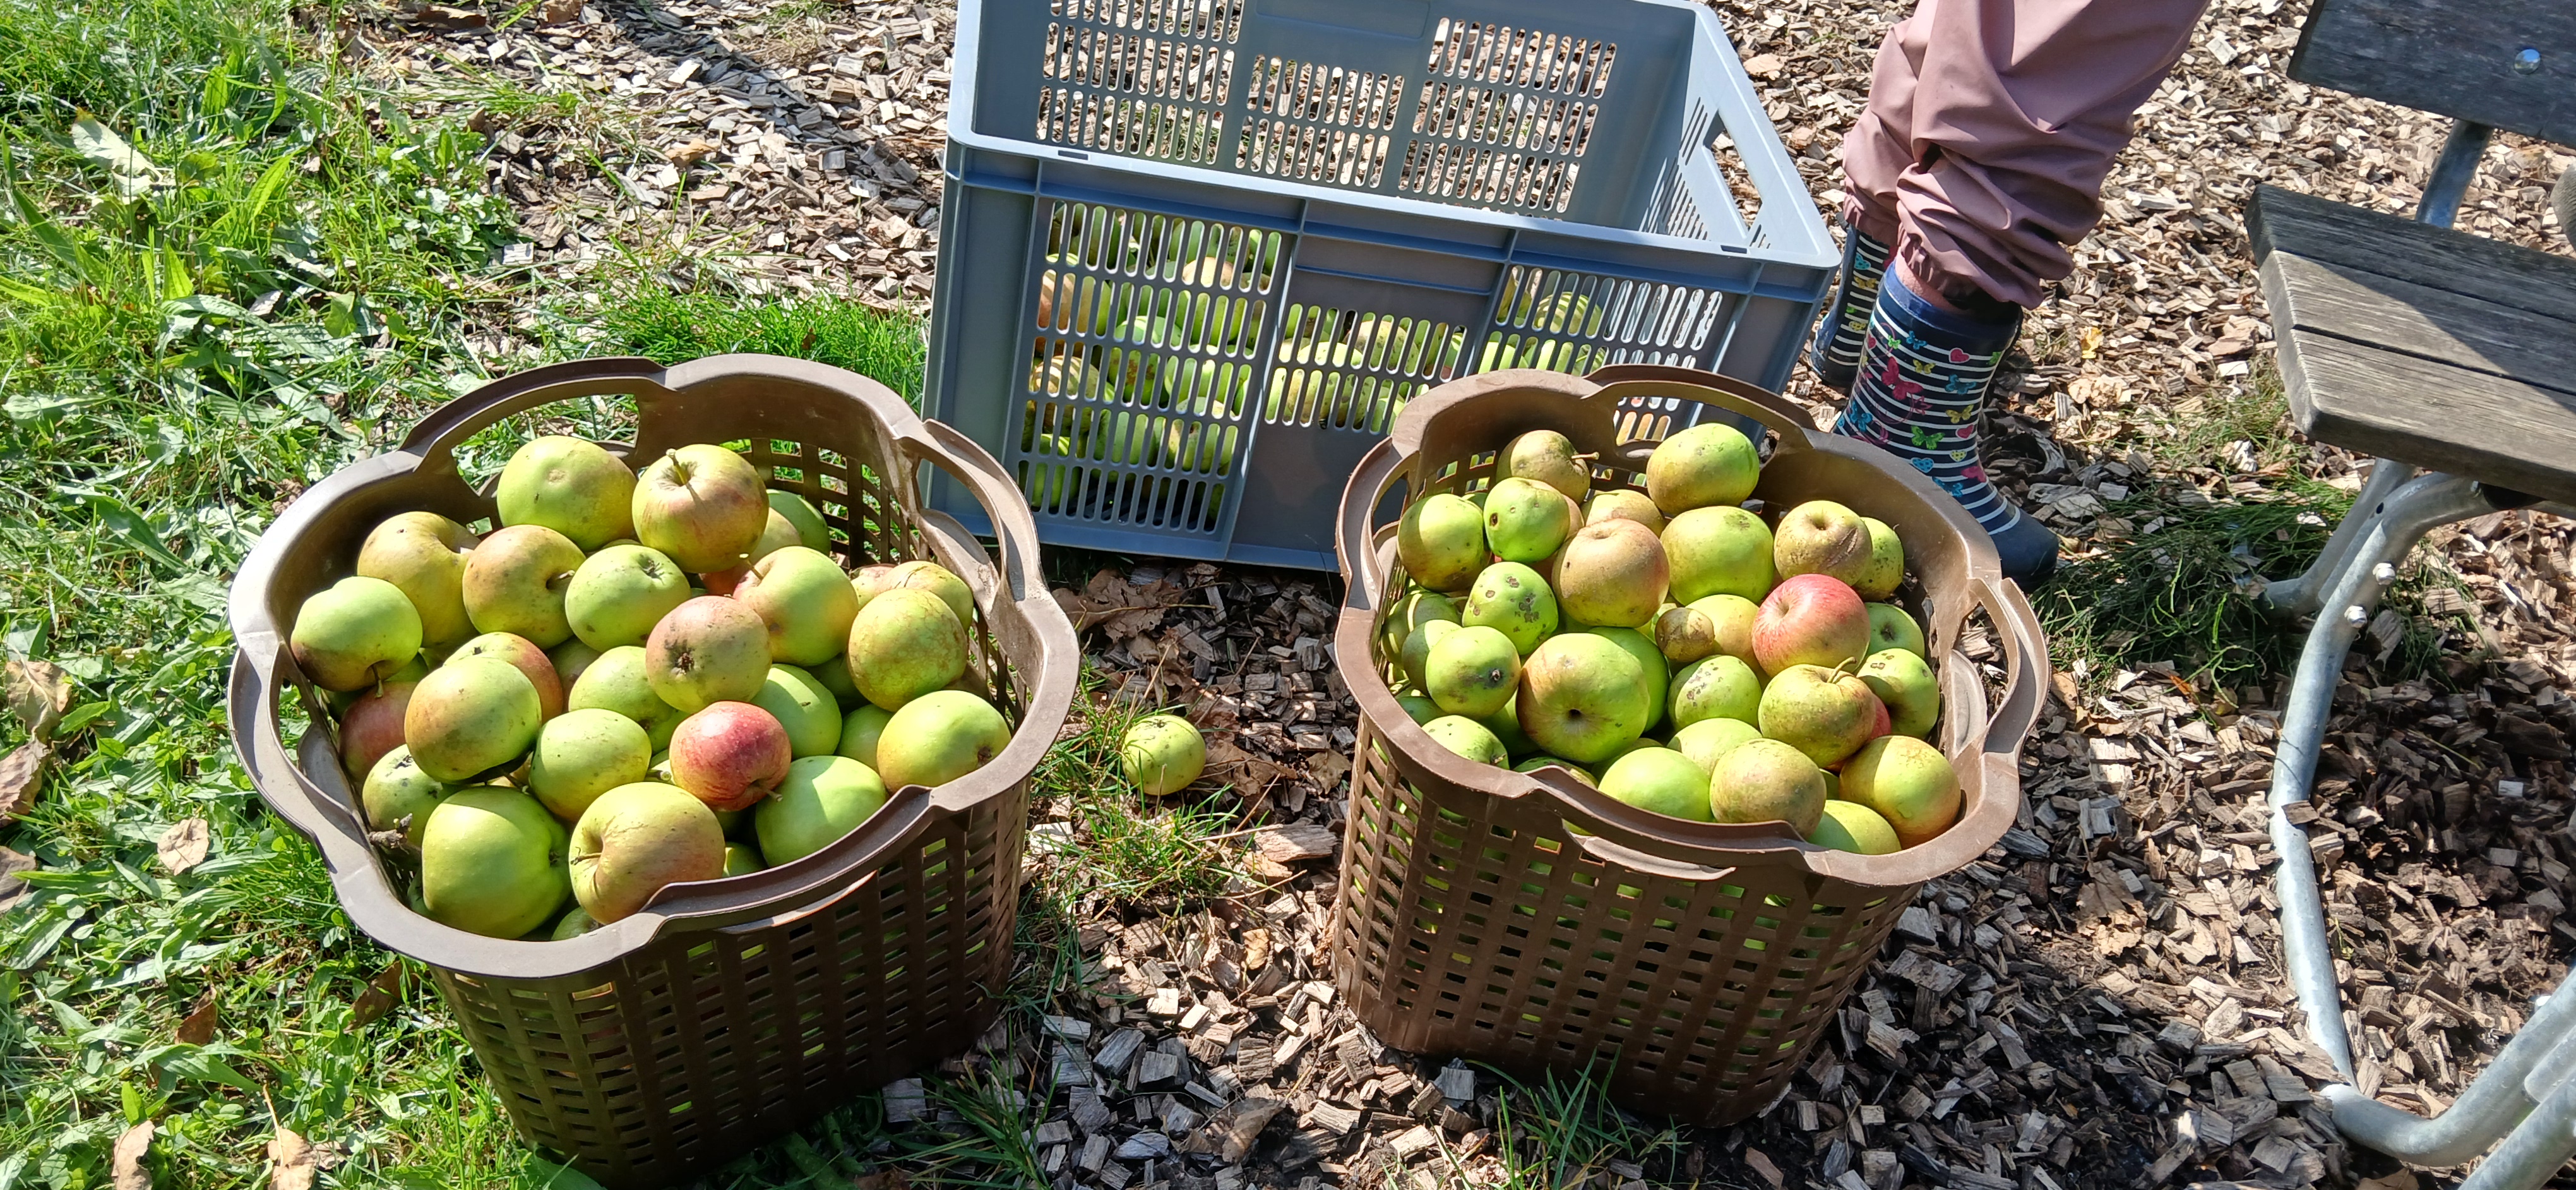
1336,438 -> 1406,613
1970,575 -> 2046,755
396,356 -> 684,472
894,418 -> 1049,608
1583,374 -> 1817,455
229,647 -> 372,845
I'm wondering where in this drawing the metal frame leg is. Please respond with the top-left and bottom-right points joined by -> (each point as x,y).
2269,472 -> 2507,1076
2327,973 -> 2576,1167
2263,458 -> 2420,618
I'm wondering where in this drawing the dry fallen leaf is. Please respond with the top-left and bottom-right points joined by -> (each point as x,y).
1741,52 -> 1784,78
539,0 -> 581,23
0,739 -> 48,827
176,995 -> 220,1046
1052,568 -> 1186,637
853,1170 -> 912,1190
0,846 -> 36,913
112,1120 -> 153,1190
1241,926 -> 1272,973
407,3 -> 487,29
157,818 -> 210,876
268,1127 -> 320,1190
350,962 -> 406,1027
666,139 -> 720,168
3,659 -> 70,740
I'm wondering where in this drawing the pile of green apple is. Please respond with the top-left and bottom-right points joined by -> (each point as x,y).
288,436 -> 1018,941
1386,422 -> 1962,855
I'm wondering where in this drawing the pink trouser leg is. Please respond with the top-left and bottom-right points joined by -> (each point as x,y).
1839,0 -> 2212,310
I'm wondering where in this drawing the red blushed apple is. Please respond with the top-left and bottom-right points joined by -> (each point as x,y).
338,680 -> 417,781
667,701 -> 793,812
700,565 -> 751,597
1751,573 -> 1871,676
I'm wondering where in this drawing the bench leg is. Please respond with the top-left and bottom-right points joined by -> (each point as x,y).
2268,472 -> 2504,1078
2325,969 -> 2576,1167
2262,457 -> 2418,619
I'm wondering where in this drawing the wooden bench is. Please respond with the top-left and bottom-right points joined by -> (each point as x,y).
2245,4 -> 2576,1186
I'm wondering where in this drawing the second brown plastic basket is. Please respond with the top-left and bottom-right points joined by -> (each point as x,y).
1327,364 -> 2045,1127
225,356 -> 1079,1188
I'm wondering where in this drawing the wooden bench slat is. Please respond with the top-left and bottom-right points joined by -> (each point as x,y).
2270,326 -> 2576,507
2248,185 -> 2576,327
2269,253 -> 2576,399
2291,0 -> 2576,147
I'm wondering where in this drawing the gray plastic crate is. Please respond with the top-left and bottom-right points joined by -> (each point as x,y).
926,0 -> 1835,569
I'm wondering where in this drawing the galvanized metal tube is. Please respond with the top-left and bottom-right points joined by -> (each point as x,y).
2417,120 -> 2493,229
2325,978 -> 2576,1165
2454,1059 -> 2576,1190
2271,474 -> 2498,1078
2263,459 -> 2417,618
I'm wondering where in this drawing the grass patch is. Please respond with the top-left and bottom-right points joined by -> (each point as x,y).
586,289 -> 927,401
1034,682 -> 1240,907
1431,1064 -> 1681,1189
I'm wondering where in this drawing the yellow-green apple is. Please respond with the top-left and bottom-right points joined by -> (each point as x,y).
1866,604 -> 1926,657
1512,755 -> 1595,784
755,755 -> 888,864
1585,488 -> 1665,536
631,443 -> 769,574
734,546 -> 861,666
564,544 -> 691,649
874,690 -> 1013,789
498,435 -> 635,551
420,785 -> 570,938
1599,747 -> 1712,822
1707,738 -> 1827,834
549,905 -> 599,939
846,588 -> 968,710
1772,500 -> 1873,586
460,524 -> 583,647
1396,695 -> 1441,724
812,654 -> 862,707
405,657 -> 542,782
361,745 -> 448,848
1482,477 -> 1571,563
338,678 -> 418,781
1422,715 -> 1507,766
1809,799 -> 1900,853
749,509 -> 802,562
722,843 -> 765,877
1853,517 -> 1904,600
835,702 -> 893,769
1753,574 -> 1871,675
1664,506 -> 1774,604
1515,632 -> 1650,764
849,563 -> 902,612
1669,654 -> 1760,730
699,563 -> 750,598
1462,562 -> 1558,656
1478,695 -> 1537,756
1552,519 -> 1667,629
755,664 -> 842,757
1671,717 -> 1762,775
1426,625 -> 1520,719
1581,626 -> 1669,733
1500,428 -> 1589,501
1756,664 -> 1887,768
528,707 -> 651,821
892,560 -> 975,626
768,490 -> 831,551
1691,593 -> 1762,668
1397,493 -> 1485,592
1838,735 -> 1960,846
1400,618 -> 1458,692
292,576 -> 424,691
1121,714 -> 1205,796
569,781 -> 726,923
549,637 -> 604,688
452,631 -> 565,720
1645,422 -> 1758,515
1380,589 -> 1460,658
565,645 -> 684,749
667,700 -> 793,812
645,596 -> 773,712
1654,604 -> 1716,666
356,511 -> 478,648
1857,648 -> 1940,738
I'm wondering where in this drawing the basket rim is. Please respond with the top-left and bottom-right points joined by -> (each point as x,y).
225,353 -> 1080,982
1329,365 -> 2048,887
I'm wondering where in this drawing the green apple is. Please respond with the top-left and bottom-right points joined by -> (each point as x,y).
1867,604 -> 1926,658
564,544 -> 691,650
1692,593 -> 1763,668
1854,517 -> 1905,601
1398,493 -> 1486,592
644,596 -> 773,712
737,546 -> 862,666
1670,718 -> 1762,775
1810,800 -> 1900,854
450,631 -> 565,720
755,755 -> 890,864
1707,738 -> 1827,835
1756,664 -> 1887,769
768,490 -> 832,551
1857,648 -> 1941,738
1462,562 -> 1558,657
1121,714 -> 1205,796
355,511 -> 478,648
1425,625 -> 1520,719
834,702 -> 893,769
1400,618 -> 1459,692
566,645 -> 685,750
891,560 -> 976,627
755,664 -> 844,757
1663,507 -> 1775,604
1773,500 -> 1873,587
420,785 -> 571,938
1421,715 -> 1506,766
1599,747 -> 1712,822
1500,429 -> 1590,502
497,435 -> 636,551
1654,604 -> 1717,666
528,707 -> 652,821
846,588 -> 968,711
361,745 -> 449,848
1585,488 -> 1664,536
1669,654 -> 1760,731
1482,477 -> 1571,563
290,576 -> 424,692
460,524 -> 583,648
548,637 -> 605,688
631,443 -> 769,574
1579,626 -> 1669,735
1515,632 -> 1650,764
1838,735 -> 1960,848
1552,519 -> 1667,629
569,781 -> 727,923
1644,422 -> 1758,515
722,842 -> 766,877
874,690 -> 1012,790
811,653 -> 864,707
1395,694 -> 1442,724
404,657 -> 542,783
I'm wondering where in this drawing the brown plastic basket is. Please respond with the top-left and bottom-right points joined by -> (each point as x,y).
1327,364 -> 2046,1126
224,355 -> 1078,1187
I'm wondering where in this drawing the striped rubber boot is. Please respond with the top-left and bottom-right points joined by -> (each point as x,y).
1806,227 -> 1890,392
1832,266 -> 2059,584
